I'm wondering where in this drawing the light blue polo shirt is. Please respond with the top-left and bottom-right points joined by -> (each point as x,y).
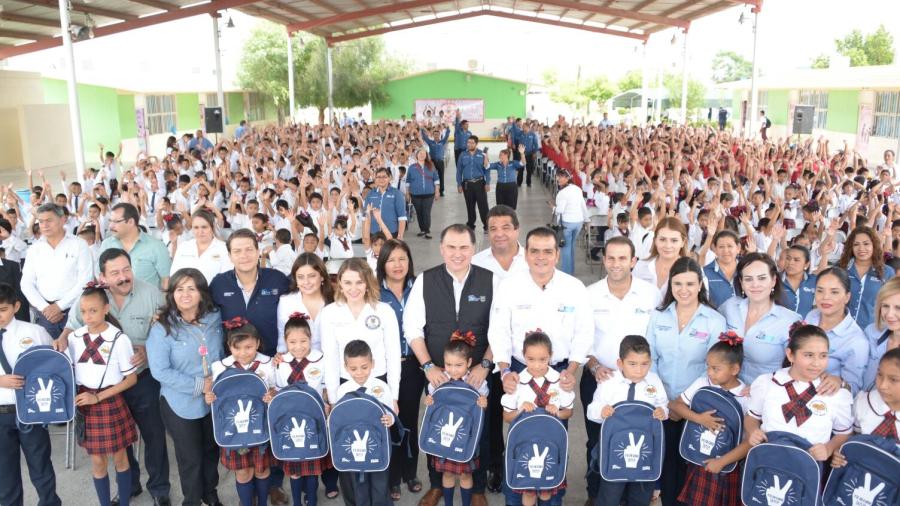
100,232 -> 172,287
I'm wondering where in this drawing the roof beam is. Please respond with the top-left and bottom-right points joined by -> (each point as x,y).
16,0 -> 138,21
289,0 -> 453,33
0,0 -> 261,60
0,28 -> 48,41
124,0 -> 178,11
327,9 -> 648,44
305,0 -> 341,14
531,0 -> 690,29
240,4 -> 294,25
0,12 -> 60,28
264,0 -> 315,20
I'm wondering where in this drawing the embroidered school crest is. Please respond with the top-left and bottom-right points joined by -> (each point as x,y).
19,337 -> 33,348
372,386 -> 384,397
809,400 -> 828,416
307,368 -> 321,378
365,315 -> 381,330
645,385 -> 657,397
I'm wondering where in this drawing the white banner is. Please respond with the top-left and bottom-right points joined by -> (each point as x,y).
415,99 -> 485,123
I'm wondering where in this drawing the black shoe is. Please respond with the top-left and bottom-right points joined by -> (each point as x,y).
110,485 -> 142,506
486,470 -> 502,493
153,496 -> 172,506
424,234 -> 432,239
416,231 -> 426,237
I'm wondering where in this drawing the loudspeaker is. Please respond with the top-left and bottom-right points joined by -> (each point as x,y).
793,105 -> 815,135
204,107 -> 223,134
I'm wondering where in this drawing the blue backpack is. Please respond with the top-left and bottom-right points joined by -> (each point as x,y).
594,401 -> 664,482
505,408 -> 568,491
327,389 -> 393,472
741,431 -> 823,506
823,435 -> 900,506
13,345 -> 75,425
418,380 -> 484,462
679,387 -> 744,473
211,368 -> 270,449
267,382 -> 328,461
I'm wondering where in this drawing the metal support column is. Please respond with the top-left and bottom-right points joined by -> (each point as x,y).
212,14 -> 225,119
680,30 -> 689,124
640,42 -> 649,125
58,0 -> 85,184
748,7 -> 760,138
287,31 -> 295,123
326,43 -> 334,125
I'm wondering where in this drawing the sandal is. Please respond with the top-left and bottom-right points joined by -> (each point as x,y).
406,478 -> 423,493
390,485 -> 402,501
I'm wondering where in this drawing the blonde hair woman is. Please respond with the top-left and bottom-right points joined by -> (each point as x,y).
862,276 -> 900,390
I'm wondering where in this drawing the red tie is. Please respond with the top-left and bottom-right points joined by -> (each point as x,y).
872,411 -> 899,442
287,358 -> 310,384
338,236 -> 350,251
528,379 -> 552,408
78,335 -> 107,365
780,380 -> 817,427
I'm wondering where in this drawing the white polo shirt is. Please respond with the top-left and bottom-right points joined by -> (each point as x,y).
169,238 -> 233,284
68,324 -> 136,389
853,388 -> 899,437
500,368 -> 575,412
0,320 -> 54,406
586,276 -> 659,369
211,353 -> 277,388
472,245 -> 528,283
21,234 -> 93,311
586,369 -> 669,424
275,350 -> 326,397
334,375 -> 395,423
488,270 -> 592,367
747,368 -> 853,445
680,375 -> 749,413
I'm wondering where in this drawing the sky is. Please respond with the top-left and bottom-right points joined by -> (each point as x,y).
2,0 -> 897,93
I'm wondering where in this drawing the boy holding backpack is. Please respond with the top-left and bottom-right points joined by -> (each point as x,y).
0,282 -> 62,506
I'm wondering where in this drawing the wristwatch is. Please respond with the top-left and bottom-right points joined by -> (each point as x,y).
421,360 -> 434,372
481,359 -> 494,371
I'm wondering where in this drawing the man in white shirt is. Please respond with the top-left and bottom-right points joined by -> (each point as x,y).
580,236 -> 659,502
471,205 -> 528,283
21,204 -> 93,340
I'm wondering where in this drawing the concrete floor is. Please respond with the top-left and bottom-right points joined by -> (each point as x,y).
22,144 -> 612,505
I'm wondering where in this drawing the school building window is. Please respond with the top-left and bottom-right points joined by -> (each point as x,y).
247,93 -> 265,122
798,90 -> 828,129
146,94 -> 176,135
874,91 -> 900,139
205,93 -> 228,118
758,91 -> 769,115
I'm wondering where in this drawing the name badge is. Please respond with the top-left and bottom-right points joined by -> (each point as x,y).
656,325 -> 673,332
467,294 -> 487,303
224,291 -> 235,297
690,329 -> 709,340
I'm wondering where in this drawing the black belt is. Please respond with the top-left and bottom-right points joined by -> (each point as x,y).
0,405 -> 15,414
464,178 -> 484,184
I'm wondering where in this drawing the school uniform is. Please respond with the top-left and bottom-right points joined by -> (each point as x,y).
676,376 -> 748,506
211,354 -> 276,471
273,350 -> 333,477
632,257 -> 668,300
327,232 -> 354,260
488,160 -> 524,209
266,243 -> 297,277
0,319 -> 61,506
427,371 -> 489,475
318,301 -> 401,404
847,261 -> 896,330
862,324 -> 895,391
169,238 -> 233,285
853,388 -> 899,441
804,310 -> 870,395
586,370 -> 668,506
780,272 -> 817,317
502,368 -> 574,497
719,297 -> 801,384
68,324 -> 138,455
747,368 -> 853,445
703,261 -> 737,309
275,294 -> 322,354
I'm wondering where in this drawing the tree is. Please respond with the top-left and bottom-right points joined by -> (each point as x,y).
834,25 -> 895,66
810,54 -> 831,69
547,74 -> 617,115
710,50 -> 753,83
295,37 -> 409,124
581,76 -> 617,114
617,69 -> 643,92
664,73 -> 706,118
236,22 -> 305,123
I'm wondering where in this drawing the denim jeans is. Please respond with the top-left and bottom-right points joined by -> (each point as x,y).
560,221 -> 582,275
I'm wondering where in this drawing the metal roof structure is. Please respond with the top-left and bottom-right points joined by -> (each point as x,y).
0,0 -> 759,60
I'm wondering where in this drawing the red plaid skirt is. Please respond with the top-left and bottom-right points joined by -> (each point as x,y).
280,455 -> 333,477
431,456 -> 479,475
511,480 -> 566,496
677,462 -> 741,506
220,445 -> 273,471
77,386 -> 137,455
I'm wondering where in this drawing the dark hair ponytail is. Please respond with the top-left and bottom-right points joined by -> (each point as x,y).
81,282 -> 124,330
782,322 -> 828,368
709,331 -> 744,366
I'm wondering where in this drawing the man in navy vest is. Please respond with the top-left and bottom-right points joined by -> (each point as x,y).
209,229 -> 290,505
403,224 -> 495,506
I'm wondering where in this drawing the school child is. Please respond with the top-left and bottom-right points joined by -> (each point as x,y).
333,340 -> 395,506
68,281 -> 138,506
423,332 -> 488,506
502,331 -> 574,506
745,324 -> 853,461
270,313 -> 330,506
586,335 -> 668,506
0,282 -> 62,506
206,317 -> 277,506
670,334 -> 748,506
326,217 -> 356,261
264,229 -> 297,277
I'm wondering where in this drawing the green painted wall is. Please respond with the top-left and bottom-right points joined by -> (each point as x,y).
227,92 -> 245,124
372,70 -> 526,120
42,78 -> 124,158
264,96 -> 278,121
117,95 -> 136,138
826,90 -> 859,134
176,93 -> 200,131
766,90 -> 789,125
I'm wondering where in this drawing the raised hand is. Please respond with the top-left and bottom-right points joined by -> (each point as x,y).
527,444 -> 549,478
623,432 -> 645,469
350,429 -> 369,462
764,475 -> 793,506
439,412 -> 464,447
289,417 -> 307,448
233,399 -> 253,433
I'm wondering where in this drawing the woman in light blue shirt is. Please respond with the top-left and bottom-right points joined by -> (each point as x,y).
803,267 -> 870,394
147,268 -> 224,506
862,276 -> 900,390
646,256 -> 726,506
703,230 -> 740,308
839,226 -> 896,330
719,252 -> 801,384
780,244 -> 817,316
